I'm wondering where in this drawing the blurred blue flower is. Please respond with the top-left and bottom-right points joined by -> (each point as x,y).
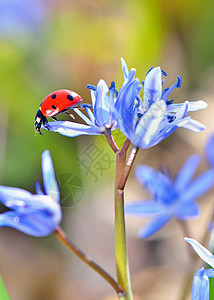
185,237 -> 214,300
205,133 -> 214,167
0,150 -> 61,237
0,0 -> 45,37
112,59 -> 207,149
44,79 -> 118,137
125,155 -> 214,238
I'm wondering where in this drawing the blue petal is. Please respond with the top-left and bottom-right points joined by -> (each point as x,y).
206,269 -> 214,278
176,202 -> 200,220
42,150 -> 60,203
93,79 -> 111,128
138,213 -> 171,238
191,268 -> 209,300
174,155 -> 201,190
0,186 -> 33,211
44,121 -> 103,136
205,133 -> 214,167
188,100 -> 207,111
0,209 -> 60,237
135,165 -> 173,201
184,238 -> 214,268
120,57 -> 129,79
180,169 -> 214,203
115,68 -> 137,111
134,100 -> 166,148
125,201 -> 166,216
180,119 -> 206,132
143,67 -> 162,109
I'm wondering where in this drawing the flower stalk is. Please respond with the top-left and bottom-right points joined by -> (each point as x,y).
55,226 -> 125,297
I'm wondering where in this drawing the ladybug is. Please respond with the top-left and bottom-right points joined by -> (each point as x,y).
35,89 -> 82,135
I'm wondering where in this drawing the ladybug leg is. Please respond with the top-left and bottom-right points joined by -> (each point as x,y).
79,103 -> 93,109
51,116 -> 60,121
64,111 -> 75,119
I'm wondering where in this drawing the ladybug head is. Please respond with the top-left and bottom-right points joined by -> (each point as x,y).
35,109 -> 48,135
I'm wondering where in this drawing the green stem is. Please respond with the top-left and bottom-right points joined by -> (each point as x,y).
114,143 -> 138,300
55,227 -> 125,297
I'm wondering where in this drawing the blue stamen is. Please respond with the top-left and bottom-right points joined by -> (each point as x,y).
167,114 -> 176,123
162,76 -> 182,100
109,81 -> 118,96
86,84 -> 96,91
166,99 -> 174,105
161,70 -> 167,76
146,67 -> 154,75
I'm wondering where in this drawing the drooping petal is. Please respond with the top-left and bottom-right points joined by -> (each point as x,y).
205,133 -> 214,167
176,202 -> 200,220
42,150 -> 59,203
138,213 -> 171,238
180,169 -> 214,203
125,201 -> 166,216
174,155 -> 201,190
43,121 -> 103,137
135,165 -> 173,201
0,186 -> 33,211
184,238 -> 214,268
0,209 -> 60,237
143,67 -> 162,109
191,268 -> 209,300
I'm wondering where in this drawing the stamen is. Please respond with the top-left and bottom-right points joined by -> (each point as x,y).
109,81 -> 118,96
86,84 -> 96,91
167,114 -> 176,123
162,76 -> 181,100
161,70 -> 167,76
166,99 -> 174,105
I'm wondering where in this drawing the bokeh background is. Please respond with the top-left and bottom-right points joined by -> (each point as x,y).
0,0 -> 214,299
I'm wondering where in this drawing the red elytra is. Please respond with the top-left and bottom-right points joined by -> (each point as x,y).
40,89 -> 82,117
35,89 -> 82,135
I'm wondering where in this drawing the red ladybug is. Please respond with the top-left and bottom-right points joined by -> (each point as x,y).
35,89 -> 82,135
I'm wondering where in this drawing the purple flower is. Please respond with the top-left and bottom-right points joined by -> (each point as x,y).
125,155 -> 214,238
185,238 -> 214,300
112,59 -> 207,149
0,150 -> 61,237
44,79 -> 118,137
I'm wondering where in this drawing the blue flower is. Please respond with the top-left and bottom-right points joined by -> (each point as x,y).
44,79 -> 118,137
125,155 -> 214,238
184,238 -> 214,300
112,59 -> 207,149
0,150 -> 61,237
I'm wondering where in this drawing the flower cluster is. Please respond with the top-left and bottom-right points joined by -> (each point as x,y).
0,150 -> 61,237
185,237 -> 214,300
125,155 -> 214,238
44,58 -> 207,149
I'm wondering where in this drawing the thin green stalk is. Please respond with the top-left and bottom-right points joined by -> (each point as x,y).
55,227 -> 125,297
114,143 -> 138,300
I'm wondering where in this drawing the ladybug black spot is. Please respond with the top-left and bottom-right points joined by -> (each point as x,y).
67,94 -> 73,101
51,94 -> 56,99
52,105 -> 56,109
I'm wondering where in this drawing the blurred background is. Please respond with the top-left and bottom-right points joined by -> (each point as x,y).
0,0 -> 214,299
